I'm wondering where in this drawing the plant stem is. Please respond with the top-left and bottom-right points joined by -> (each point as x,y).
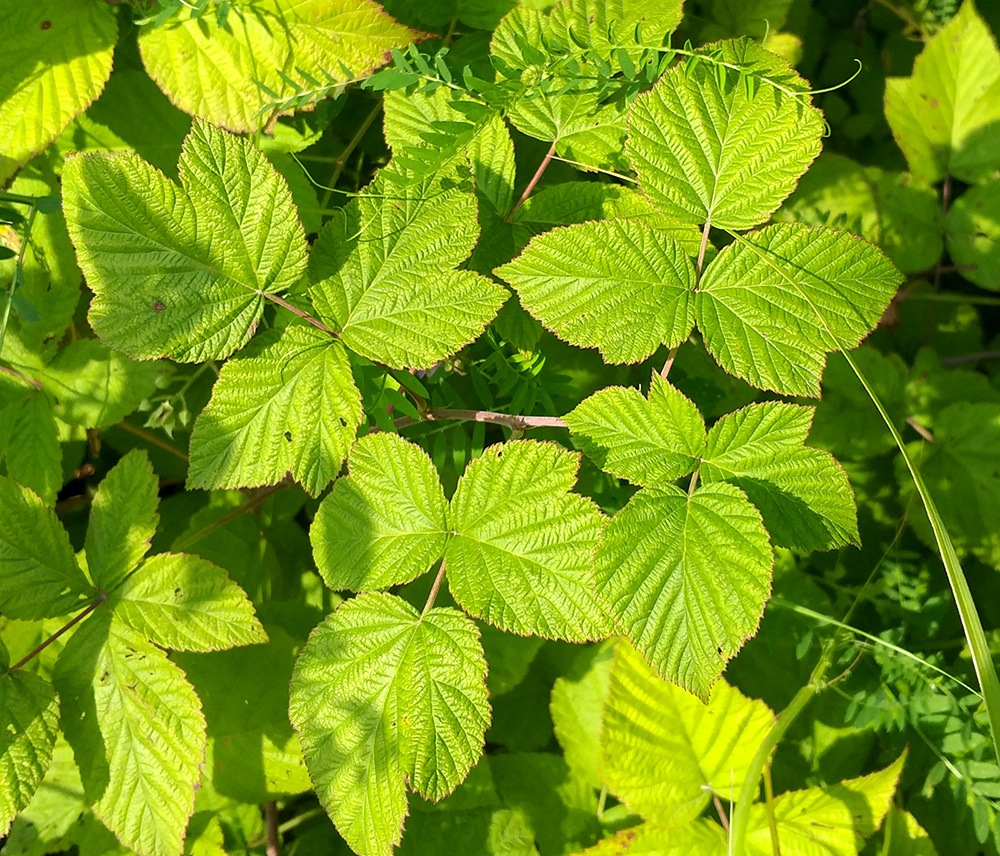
509,141 -> 556,221
763,762 -> 781,856
942,349 -> 1000,366
0,363 -> 41,389
11,594 -> 107,671
116,420 -> 189,462
659,345 -> 679,379
264,801 -> 280,856
696,218 -> 712,277
173,479 -> 292,553
262,292 -> 338,337
392,408 -> 568,432
421,560 -> 447,617
321,100 -> 383,211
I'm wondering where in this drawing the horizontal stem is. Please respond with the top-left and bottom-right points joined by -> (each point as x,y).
0,364 -> 41,389
941,349 -> 1000,367
393,409 -> 568,432
173,479 -> 291,553
116,420 -> 189,462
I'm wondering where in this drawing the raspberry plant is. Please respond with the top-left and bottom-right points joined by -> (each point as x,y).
2,1 -> 1000,855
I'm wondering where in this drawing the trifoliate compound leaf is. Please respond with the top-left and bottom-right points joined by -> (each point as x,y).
311,433 -> 448,592
565,376 -> 705,487
0,670 -> 59,837
744,754 -> 904,856
496,220 -> 696,363
110,553 -> 267,652
571,820 -> 727,856
44,339 -> 163,430
139,0 -> 419,133
310,160 -> 506,368
513,182 -> 703,256
447,441 -> 611,641
701,403 -> 858,551
0,0 -> 116,184
884,0 -> 1000,184
83,450 -> 159,595
601,642 -> 774,825
63,120 -> 308,363
627,39 -> 823,230
945,177 -> 1000,291
697,224 -> 902,397
55,613 -> 206,856
776,153 -> 943,275
289,592 -> 490,856
0,478 -> 91,619
550,641 -> 614,789
594,482 -> 772,698
187,326 -> 361,496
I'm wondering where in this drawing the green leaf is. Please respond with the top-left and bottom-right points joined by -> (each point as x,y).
700,402 -> 858,551
570,820 -> 726,855
896,402 -> 1000,569
884,0 -> 1000,184
626,38 -> 823,230
881,807 -> 939,856
0,478 -> 91,619
548,0 -> 684,63
309,160 -> 506,368
63,120 -> 308,363
2,391 -> 61,506
0,671 -> 60,837
310,433 -> 448,591
0,0 -> 117,184
513,182 -> 703,256
289,592 -> 490,856
565,376 -> 705,487
54,613 -> 207,856
550,641 -> 614,789
775,153 -> 943,275
187,326 -> 361,495
496,220 -> 696,364
744,755 -> 904,855
601,642 -> 774,824
138,0 -> 419,133
84,450 -> 159,594
110,553 -> 267,652
945,177 -> 1000,292
447,441 -> 611,641
594,482 -> 772,698
696,224 -> 902,397
44,339 -> 163,430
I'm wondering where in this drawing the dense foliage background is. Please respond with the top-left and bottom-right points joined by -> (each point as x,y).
1,0 -> 1000,855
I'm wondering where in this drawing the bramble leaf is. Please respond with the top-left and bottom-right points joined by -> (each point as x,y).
110,553 -> 267,652
571,820 -> 727,855
601,642 -> 773,824
0,670 -> 60,837
696,224 -> 902,397
565,376 -> 705,486
311,433 -> 448,592
63,120 -> 308,362
594,482 -> 772,698
0,0 -> 116,184
0,392 -> 61,505
54,613 -> 206,856
187,326 -> 361,495
744,755 -> 905,855
884,0 -> 1000,184
701,403 -> 859,551
309,160 -> 506,368
447,441 -> 611,641
496,220 -> 696,363
138,0 -> 419,133
945,177 -> 1000,292
0,478 -> 92,619
627,38 -> 824,230
289,592 -> 490,856
84,450 -> 159,594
